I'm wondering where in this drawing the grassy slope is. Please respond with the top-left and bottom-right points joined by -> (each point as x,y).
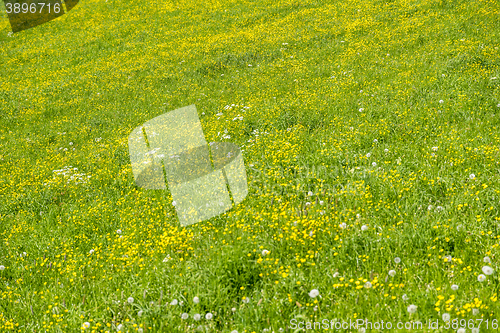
1,0 -> 500,331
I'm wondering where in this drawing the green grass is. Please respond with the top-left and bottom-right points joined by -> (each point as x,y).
1,0 -> 500,332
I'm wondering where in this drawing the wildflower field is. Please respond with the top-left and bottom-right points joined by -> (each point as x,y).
1,0 -> 500,331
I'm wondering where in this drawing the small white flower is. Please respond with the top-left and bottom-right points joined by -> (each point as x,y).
117,324 -> 123,331
457,328 -> 465,333
69,142 -> 73,145
359,328 -> 366,333
242,297 -> 250,303
231,331 -> 238,333
366,153 -> 371,158
432,146 -> 438,151
309,289 -> 320,298
482,265 -> 494,275
181,313 -> 189,319
262,249 -> 269,256
127,297 -> 134,304
483,256 -> 491,263
172,201 -> 177,206
372,162 -> 377,167
389,270 -> 396,277
394,257 -> 401,264
0,265 -> 5,271
171,299 -> 178,306
428,205 -> 433,211
319,200 -> 324,205
138,310 -> 143,316
308,191 -> 313,196
442,313 -> 450,321
407,304 -> 417,313
194,313 -> 201,321
497,104 -> 500,108
373,139 -> 378,143
339,223 -> 347,229
472,328 -> 479,333
361,225 -> 368,231
333,272 -> 339,277
451,284 -> 458,291
444,255 -> 452,263
469,173 -> 476,180
436,206 -> 444,212
82,322 -> 91,329
384,148 -> 389,153
116,229 -> 122,234
205,312 -> 213,320
359,108 -> 364,112
364,281 -> 372,288
89,249 -> 94,254
473,308 -> 479,315
478,274 -> 486,282
305,202 -> 311,206
402,294 -> 409,301
231,307 -> 237,312
439,100 -> 444,104
138,329 -> 143,333
193,296 -> 200,304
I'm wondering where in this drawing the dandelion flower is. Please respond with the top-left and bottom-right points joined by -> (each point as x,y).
127,297 -> 134,304
193,296 -> 200,304
319,200 -> 324,205
439,100 -> 444,104
117,324 -> 123,331
138,310 -> 143,316
372,162 -> 377,167
432,147 -> 438,151
364,282 -> 372,288
483,256 -> 491,263
89,249 -> 94,254
442,313 -> 450,321
373,139 -> 378,143
116,229 -> 122,234
0,265 -> 5,271
451,284 -> 458,291
231,307 -> 236,312
389,270 -> 396,277
394,257 -> 401,264
384,148 -> 389,153
482,266 -> 494,275
231,331 -> 238,333
457,329 -> 465,333
82,322 -> 91,329
171,299 -> 178,306
194,314 -> 201,321
366,153 -> 371,158
472,328 -> 479,333
359,108 -> 364,112
361,225 -> 368,231
407,304 -> 417,313
339,223 -> 347,229
181,313 -> 189,320
242,297 -> 250,303
309,289 -> 320,298
473,308 -> 479,315
469,174 -> 476,180
402,294 -> 409,301
478,274 -> 486,282
262,249 -> 269,256
308,191 -> 313,196
205,312 -> 213,320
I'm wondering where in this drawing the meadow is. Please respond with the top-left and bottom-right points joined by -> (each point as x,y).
1,0 -> 500,331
